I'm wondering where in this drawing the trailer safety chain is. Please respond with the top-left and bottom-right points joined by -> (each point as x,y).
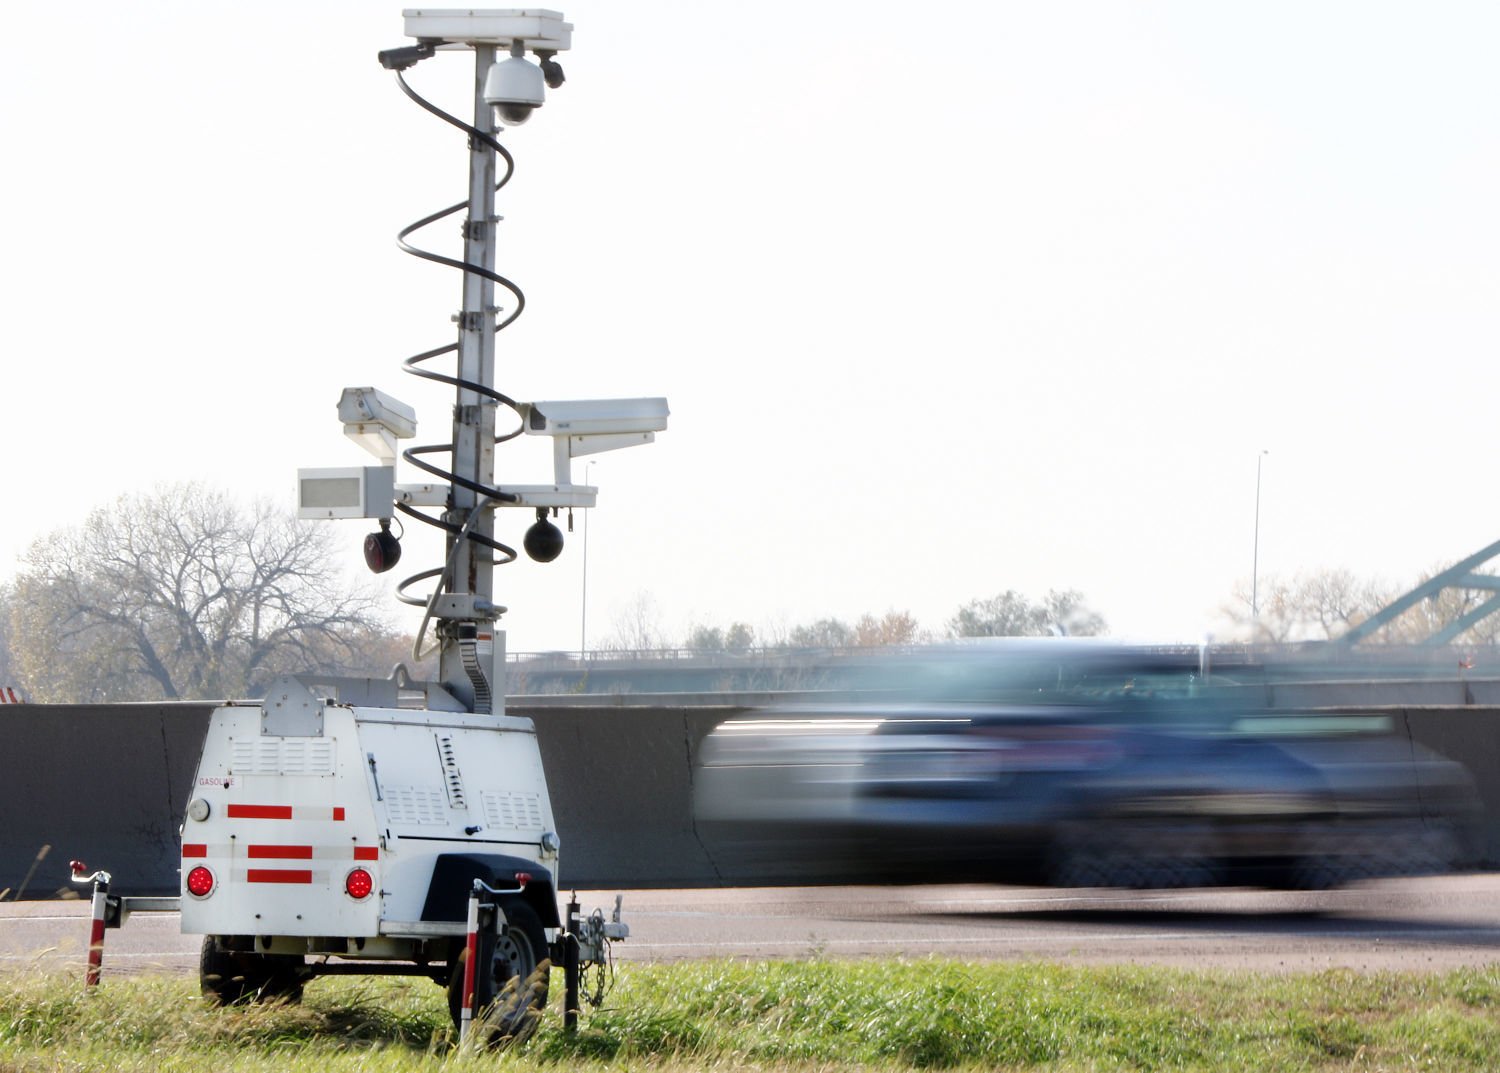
583,949 -> 612,1009
580,906 -> 619,1009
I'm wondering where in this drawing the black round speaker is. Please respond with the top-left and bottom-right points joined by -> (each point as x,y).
524,516 -> 565,562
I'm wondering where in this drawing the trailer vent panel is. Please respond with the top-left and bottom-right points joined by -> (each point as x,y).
384,786 -> 448,826
482,790 -> 543,832
231,738 -> 336,776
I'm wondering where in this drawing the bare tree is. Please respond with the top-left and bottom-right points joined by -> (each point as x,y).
0,580 -> 17,690
603,591 -> 670,652
1378,564 -> 1500,645
7,483 -> 394,702
1223,574 -> 1299,642
853,609 -> 921,647
1296,568 -> 1391,639
1222,569 -> 1394,642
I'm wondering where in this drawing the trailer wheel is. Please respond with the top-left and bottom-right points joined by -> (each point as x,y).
447,903 -> 550,1046
199,937 -> 305,1005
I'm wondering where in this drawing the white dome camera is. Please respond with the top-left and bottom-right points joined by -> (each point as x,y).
483,53 -> 545,126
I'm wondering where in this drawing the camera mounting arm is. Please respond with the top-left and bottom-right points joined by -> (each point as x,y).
387,396 -> 669,511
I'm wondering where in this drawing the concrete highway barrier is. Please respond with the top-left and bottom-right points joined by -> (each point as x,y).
3,692 -> 1500,897
0,703 -> 211,900
0,699 -> 741,897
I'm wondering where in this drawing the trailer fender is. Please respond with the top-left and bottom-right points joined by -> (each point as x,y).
419,853 -> 561,930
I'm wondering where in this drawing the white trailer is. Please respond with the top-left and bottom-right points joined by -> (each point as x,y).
72,9 -> 659,1047
177,676 -> 598,1039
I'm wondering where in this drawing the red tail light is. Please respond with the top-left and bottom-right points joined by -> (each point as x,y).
345,867 -> 374,900
186,866 -> 215,898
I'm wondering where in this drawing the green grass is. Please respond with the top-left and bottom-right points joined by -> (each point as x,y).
1,961 -> 1498,1072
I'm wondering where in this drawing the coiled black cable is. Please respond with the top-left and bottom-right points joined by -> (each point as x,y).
388,71 -> 528,626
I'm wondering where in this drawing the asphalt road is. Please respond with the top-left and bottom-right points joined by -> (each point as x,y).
5,875 -> 1500,980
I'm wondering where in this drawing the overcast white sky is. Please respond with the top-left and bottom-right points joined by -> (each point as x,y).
3,2 -> 1499,653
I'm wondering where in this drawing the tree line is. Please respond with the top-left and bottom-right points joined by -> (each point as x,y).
5,483 -> 1499,703
1,485 -> 409,704
657,589 -> 1106,656
1221,567 -> 1500,645
0,485 -> 1111,701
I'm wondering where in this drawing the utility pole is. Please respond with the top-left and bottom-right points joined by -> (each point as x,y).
1252,449 -> 1268,628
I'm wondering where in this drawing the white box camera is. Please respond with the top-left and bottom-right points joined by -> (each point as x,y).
339,387 -> 417,462
522,397 -> 668,437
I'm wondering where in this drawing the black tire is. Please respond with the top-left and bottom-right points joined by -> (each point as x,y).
447,902 -> 550,1047
199,937 -> 305,1005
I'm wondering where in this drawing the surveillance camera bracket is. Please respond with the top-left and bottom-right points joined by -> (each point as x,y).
396,481 -> 597,511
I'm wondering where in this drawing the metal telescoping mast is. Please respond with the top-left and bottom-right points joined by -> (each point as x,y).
299,12 -> 665,717
439,43 -> 503,711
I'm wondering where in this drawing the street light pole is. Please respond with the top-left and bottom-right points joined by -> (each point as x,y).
1252,449 -> 1269,629
580,459 -> 595,660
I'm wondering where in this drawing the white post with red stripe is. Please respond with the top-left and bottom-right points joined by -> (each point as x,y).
460,882 -> 481,1042
86,879 -> 109,986
69,861 -> 112,987
458,874 -> 531,1043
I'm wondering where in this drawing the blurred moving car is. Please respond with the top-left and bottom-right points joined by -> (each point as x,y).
692,641 -> 1481,888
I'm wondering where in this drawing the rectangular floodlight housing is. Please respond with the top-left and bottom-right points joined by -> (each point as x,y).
298,466 -> 395,520
403,9 -> 573,50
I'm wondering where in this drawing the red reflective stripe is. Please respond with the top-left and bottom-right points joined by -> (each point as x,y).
223,805 -> 348,821
462,914 -> 479,1025
227,805 -> 293,820
354,846 -> 379,861
86,916 -> 106,986
248,845 -> 313,860
246,869 -> 313,884
181,844 -> 208,858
